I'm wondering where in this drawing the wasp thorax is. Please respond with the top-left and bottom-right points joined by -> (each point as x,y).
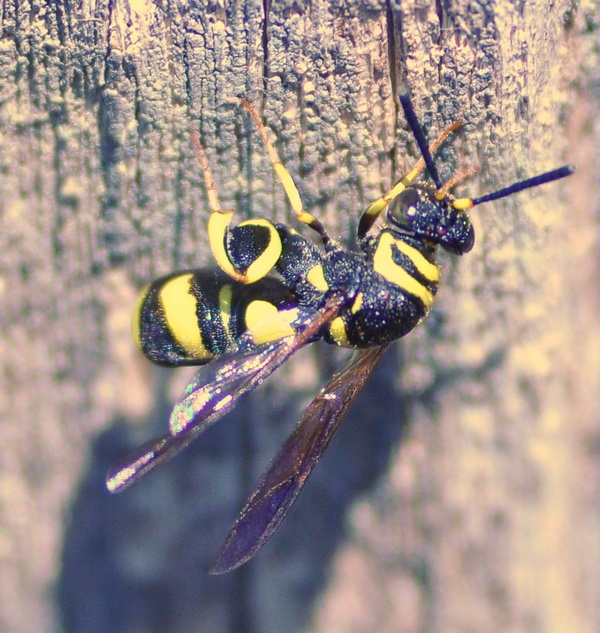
386,184 -> 475,255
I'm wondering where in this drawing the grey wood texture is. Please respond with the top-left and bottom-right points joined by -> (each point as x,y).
0,1 -> 597,633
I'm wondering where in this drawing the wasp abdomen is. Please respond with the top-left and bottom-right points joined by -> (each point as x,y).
134,269 -> 300,366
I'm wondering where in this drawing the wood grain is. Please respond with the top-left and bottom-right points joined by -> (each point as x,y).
0,1 -> 596,632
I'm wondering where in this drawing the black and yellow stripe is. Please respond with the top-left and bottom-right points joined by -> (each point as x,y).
209,213 -> 284,284
322,233 -> 441,350
372,231 -> 440,312
134,269 -> 300,366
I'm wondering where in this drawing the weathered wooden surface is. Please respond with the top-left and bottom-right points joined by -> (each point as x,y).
0,1 -> 597,632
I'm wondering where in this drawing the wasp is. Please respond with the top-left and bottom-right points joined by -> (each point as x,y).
107,84 -> 573,574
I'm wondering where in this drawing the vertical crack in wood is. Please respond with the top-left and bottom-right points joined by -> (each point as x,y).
261,0 -> 271,95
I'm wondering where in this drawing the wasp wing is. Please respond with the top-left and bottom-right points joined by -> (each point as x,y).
106,295 -> 346,493
210,343 -> 389,574
106,342 -> 289,493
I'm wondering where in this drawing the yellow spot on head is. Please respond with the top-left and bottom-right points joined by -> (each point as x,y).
106,448 -> 155,493
106,467 -> 133,493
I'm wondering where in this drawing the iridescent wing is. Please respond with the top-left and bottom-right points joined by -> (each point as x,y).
106,342 -> 293,492
106,294 -> 346,493
210,343 -> 389,574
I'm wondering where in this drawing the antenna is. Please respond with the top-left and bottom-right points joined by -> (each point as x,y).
398,81 -> 443,189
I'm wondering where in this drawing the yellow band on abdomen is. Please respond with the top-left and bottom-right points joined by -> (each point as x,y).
159,274 -> 213,360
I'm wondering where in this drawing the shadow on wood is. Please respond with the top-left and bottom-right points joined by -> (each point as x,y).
57,347 -> 406,633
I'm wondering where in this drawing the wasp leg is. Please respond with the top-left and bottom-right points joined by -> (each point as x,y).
358,121 -> 462,239
190,130 -> 243,282
190,130 -> 283,284
240,97 -> 332,247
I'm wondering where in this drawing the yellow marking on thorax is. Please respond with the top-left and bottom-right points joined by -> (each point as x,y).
218,284 -> 233,338
306,264 -> 329,291
373,232 -> 436,311
159,274 -> 213,360
328,316 -> 351,347
392,239 -> 440,282
132,282 -> 151,350
245,300 -> 299,345
351,292 -> 364,314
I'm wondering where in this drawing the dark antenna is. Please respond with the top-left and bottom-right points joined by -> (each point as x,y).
468,166 -> 574,207
399,81 -> 443,189
399,82 -> 573,209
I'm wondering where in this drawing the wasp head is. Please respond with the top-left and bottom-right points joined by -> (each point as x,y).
386,184 -> 475,255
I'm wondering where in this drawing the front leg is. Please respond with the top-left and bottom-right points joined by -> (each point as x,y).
191,130 -> 283,284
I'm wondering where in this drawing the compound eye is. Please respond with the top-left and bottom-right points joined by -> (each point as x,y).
388,187 -> 420,227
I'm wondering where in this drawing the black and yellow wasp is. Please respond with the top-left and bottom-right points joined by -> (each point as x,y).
107,85 -> 573,574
